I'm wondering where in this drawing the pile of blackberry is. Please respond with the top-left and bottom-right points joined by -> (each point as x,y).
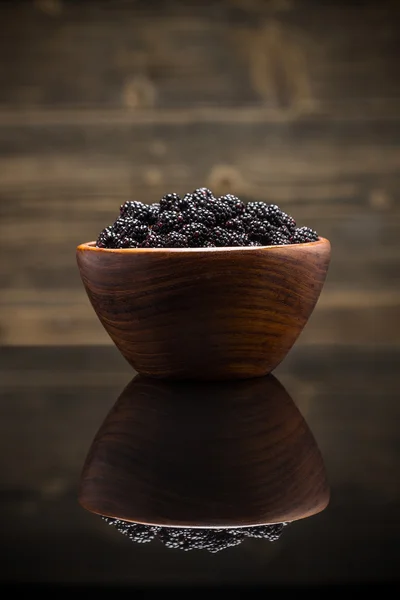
102,516 -> 288,553
96,188 -> 319,249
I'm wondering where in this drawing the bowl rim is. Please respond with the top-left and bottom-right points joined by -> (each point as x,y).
77,237 -> 329,254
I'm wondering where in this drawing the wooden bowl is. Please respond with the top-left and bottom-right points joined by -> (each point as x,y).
76,239 -> 330,380
79,375 -> 330,527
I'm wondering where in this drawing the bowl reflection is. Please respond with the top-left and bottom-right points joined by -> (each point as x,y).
79,374 -> 329,530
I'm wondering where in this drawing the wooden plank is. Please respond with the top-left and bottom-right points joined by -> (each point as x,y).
0,1 -> 398,114
0,118 -> 399,205
0,122 -> 399,201
1,117 -> 399,154
1,106 -> 400,128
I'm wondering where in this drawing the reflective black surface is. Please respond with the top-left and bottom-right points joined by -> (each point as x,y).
0,345 -> 399,589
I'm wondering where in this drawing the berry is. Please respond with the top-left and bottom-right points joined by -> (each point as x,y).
241,213 -> 256,232
269,227 -> 291,246
207,533 -> 243,553
219,194 -> 245,217
265,204 -> 284,227
176,193 -> 195,211
181,222 -> 209,247
120,201 -> 150,223
159,193 -> 180,212
192,187 -> 215,207
141,232 -> 165,248
280,211 -> 296,233
158,529 -> 193,551
209,231 -> 245,247
245,201 -> 270,220
148,203 -> 160,225
292,226 -> 319,244
243,523 -> 287,540
225,218 -> 246,233
119,237 -> 140,248
127,524 -> 159,544
209,226 -> 232,247
183,207 -> 216,228
152,210 -> 186,234
229,232 -> 249,246
207,200 -> 232,225
96,226 -> 119,248
114,217 -> 149,242
164,232 -> 189,248
248,220 -> 272,245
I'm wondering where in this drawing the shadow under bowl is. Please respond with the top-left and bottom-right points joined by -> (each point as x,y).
76,238 -> 331,380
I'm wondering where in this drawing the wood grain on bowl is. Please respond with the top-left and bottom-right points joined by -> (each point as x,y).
79,374 -> 329,527
76,239 -> 331,379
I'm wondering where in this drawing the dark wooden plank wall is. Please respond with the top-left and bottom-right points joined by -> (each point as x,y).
0,0 -> 399,346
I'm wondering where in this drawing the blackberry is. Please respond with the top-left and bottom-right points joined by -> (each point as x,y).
96,226 -> 119,248
269,227 -> 291,246
152,210 -> 186,234
245,201 -> 270,220
141,232 -> 165,248
248,220 -> 273,245
183,529 -> 215,550
219,194 -> 245,217
207,200 -> 232,225
119,237 -> 140,248
158,529 -> 192,551
148,203 -> 160,225
207,532 -> 243,553
265,204 -> 284,227
164,231 -> 189,248
157,528 -> 243,553
241,213 -> 256,232
102,517 -> 159,544
227,232 -> 249,246
209,226 -> 232,247
192,187 -> 215,207
127,524 -> 159,544
114,217 -> 149,242
183,207 -> 216,228
225,218 -> 246,233
279,225 -> 293,240
209,229 -> 247,248
280,211 -> 296,233
181,222 -> 209,247
129,222 -> 149,242
120,201 -> 150,223
159,193 -> 181,212
243,523 -> 287,541
175,193 -> 195,212
292,226 -> 319,244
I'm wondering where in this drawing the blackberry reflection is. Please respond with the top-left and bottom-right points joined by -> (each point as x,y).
79,375 -> 329,553
102,518 -> 287,553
